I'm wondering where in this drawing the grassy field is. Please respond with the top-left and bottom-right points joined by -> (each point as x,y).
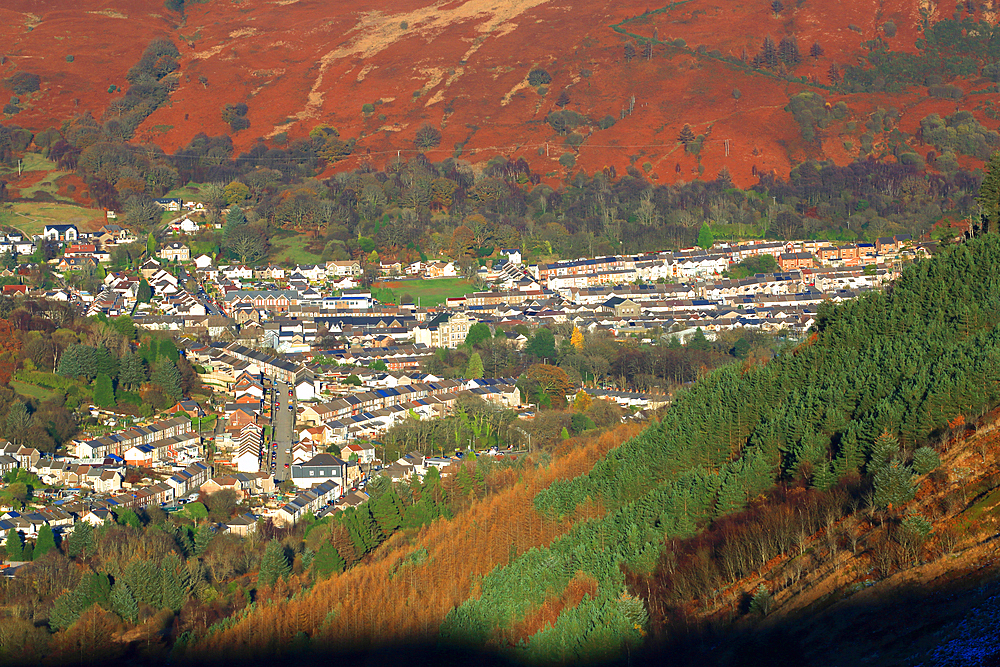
0,153 -> 56,176
16,170 -> 74,202
373,277 -> 474,307
270,232 -> 324,265
5,202 -> 105,235
10,379 -> 56,402
164,182 -> 210,199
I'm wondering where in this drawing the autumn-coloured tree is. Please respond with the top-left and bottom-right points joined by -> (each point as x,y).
451,225 -> 476,256
526,363 -> 575,407
571,326 -> 584,352
0,319 -> 21,385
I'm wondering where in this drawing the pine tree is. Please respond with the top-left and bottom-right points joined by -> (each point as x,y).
760,36 -> 778,68
67,521 -> 94,559
977,152 -> 1000,233
677,124 -> 696,145
455,465 -> 475,497
147,232 -> 156,256
5,529 -> 24,561
225,204 -> 246,231
313,543 -> 346,577
124,559 -> 161,608
161,554 -> 187,611
118,353 -> 148,391
5,401 -> 31,441
810,42 -> 824,58
912,447 -> 940,475
48,589 -> 82,631
873,458 -> 916,511
34,524 -> 56,559
193,524 -> 212,556
94,372 -> 115,407
869,431 -> 899,470
151,360 -> 183,402
827,62 -> 841,84
258,539 -> 291,587
778,36 -> 801,66
110,581 -> 138,622
371,491 -> 403,534
466,352 -> 484,379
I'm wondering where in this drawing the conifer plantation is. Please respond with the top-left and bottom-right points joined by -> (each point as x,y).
169,235 -> 1000,662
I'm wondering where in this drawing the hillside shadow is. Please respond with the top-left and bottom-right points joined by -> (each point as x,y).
33,571 -> 1000,667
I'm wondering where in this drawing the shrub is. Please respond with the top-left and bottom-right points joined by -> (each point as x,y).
547,110 -> 588,135
558,152 -> 576,168
399,21 -> 408,29
732,88 -> 741,100
898,152 -> 925,169
65,55 -> 75,63
229,116 -> 250,132
414,124 -> 442,150
2,104 -> 20,115
5,72 -> 40,95
528,69 -> 551,86
673,38 -> 686,47
598,115 -> 616,130
883,20 -> 897,37
928,84 -> 963,99
361,103 -> 375,114
222,102 -> 250,132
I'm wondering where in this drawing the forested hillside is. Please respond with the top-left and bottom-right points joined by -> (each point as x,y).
173,236 -> 1000,664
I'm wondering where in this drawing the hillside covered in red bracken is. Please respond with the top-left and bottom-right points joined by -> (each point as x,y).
0,0 -> 996,185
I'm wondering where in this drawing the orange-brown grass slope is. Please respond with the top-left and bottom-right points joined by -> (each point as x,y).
188,423 -> 645,659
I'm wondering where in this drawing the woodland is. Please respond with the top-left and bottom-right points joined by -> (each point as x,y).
0,298 -> 200,455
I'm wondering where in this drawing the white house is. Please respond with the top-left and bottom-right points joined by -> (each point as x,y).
42,224 -> 79,243
193,254 -> 214,269
295,377 -> 316,402
234,449 -> 261,474
501,249 -> 522,265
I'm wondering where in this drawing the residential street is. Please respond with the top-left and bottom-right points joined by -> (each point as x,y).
271,379 -> 295,482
